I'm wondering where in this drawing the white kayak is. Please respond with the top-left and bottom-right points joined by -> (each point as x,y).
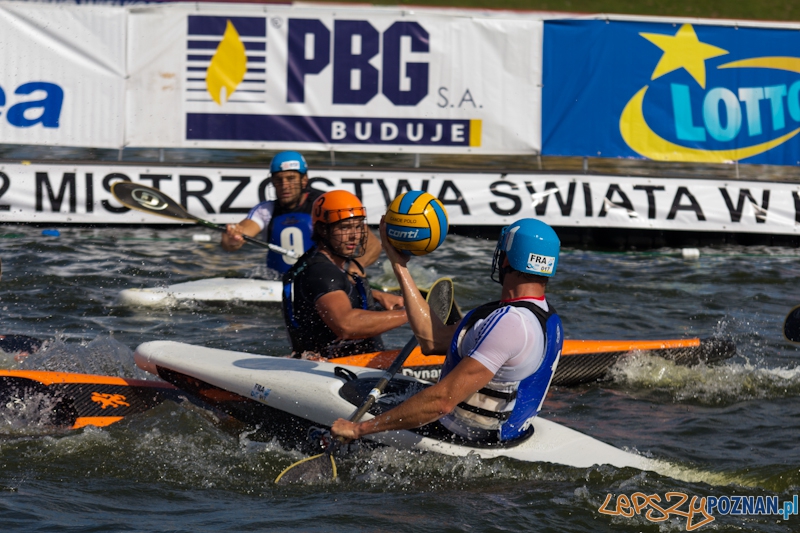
134,340 -> 670,472
118,277 -> 282,307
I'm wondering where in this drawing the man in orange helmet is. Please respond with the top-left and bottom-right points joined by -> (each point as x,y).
221,151 -> 381,276
282,190 -> 407,358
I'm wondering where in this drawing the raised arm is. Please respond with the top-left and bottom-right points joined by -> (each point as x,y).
379,218 -> 457,354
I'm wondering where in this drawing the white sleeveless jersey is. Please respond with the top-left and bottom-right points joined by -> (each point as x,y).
440,297 -> 549,438
460,298 -> 548,382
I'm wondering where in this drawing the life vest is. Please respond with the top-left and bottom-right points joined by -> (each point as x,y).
266,212 -> 314,274
440,299 -> 563,441
282,248 -> 380,357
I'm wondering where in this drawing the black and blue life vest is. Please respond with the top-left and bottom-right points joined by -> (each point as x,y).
266,212 -> 314,274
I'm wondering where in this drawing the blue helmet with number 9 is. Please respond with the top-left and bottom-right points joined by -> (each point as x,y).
270,151 -> 308,175
491,218 -> 560,283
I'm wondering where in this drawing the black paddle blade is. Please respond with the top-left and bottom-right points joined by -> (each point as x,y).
275,452 -> 337,484
785,306 -> 800,343
425,277 -> 454,325
111,182 -> 198,223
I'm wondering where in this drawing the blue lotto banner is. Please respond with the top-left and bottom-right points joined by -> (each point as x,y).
542,19 -> 800,166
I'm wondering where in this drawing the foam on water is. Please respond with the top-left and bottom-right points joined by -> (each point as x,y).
17,335 -> 153,380
608,353 -> 800,405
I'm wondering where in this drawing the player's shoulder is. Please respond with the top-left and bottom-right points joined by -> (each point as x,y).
248,200 -> 276,217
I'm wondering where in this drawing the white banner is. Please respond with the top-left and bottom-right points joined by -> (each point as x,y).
1,163 -> 798,235
125,3 -> 542,154
0,2 -> 126,148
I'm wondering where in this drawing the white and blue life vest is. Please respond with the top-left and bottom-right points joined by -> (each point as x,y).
440,300 -> 563,442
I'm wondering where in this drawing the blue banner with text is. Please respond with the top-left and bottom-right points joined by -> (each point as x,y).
542,20 -> 800,166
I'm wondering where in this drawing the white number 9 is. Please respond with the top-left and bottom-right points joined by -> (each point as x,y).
280,227 -> 304,265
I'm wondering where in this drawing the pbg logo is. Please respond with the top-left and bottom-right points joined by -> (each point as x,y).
287,19 -> 429,106
184,14 -> 480,148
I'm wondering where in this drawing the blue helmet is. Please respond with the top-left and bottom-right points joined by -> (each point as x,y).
491,218 -> 560,283
270,151 -> 308,175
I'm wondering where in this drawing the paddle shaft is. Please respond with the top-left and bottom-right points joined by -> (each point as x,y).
188,216 -> 297,258
111,181 -> 297,258
346,336 -> 419,424
274,335 -> 421,482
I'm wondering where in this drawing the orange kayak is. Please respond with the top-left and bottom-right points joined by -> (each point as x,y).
0,370 -> 180,430
333,337 -> 736,386
0,336 -> 734,430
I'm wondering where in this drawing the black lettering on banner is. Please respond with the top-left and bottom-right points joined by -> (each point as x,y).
598,184 -> 635,217
793,191 -> 800,223
308,177 -> 334,190
437,87 -> 449,108
633,185 -> 665,219
0,172 -> 10,211
36,172 -> 76,213
438,180 -> 470,215
101,173 -> 131,213
524,181 -> 550,216
139,174 -> 172,190
489,181 -> 521,216
100,172 -> 131,213
85,173 -> 93,213
667,186 -> 706,221
458,89 -> 476,108
258,177 -> 272,203
719,188 -> 770,223
376,179 -> 430,206
583,182 -> 593,217
530,182 -> 577,217
179,175 -> 215,214
219,176 -> 252,214
341,178 -> 374,202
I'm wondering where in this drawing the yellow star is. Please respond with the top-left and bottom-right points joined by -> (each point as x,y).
640,24 -> 728,89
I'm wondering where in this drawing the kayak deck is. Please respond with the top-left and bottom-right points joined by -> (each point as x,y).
118,277 -> 283,306
133,340 -> 668,472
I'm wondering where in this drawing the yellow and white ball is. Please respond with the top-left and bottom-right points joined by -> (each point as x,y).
384,191 -> 449,256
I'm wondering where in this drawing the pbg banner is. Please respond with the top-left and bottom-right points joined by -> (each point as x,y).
1,163 -> 798,236
0,2 -> 126,148
542,19 -> 800,165
126,4 -> 542,154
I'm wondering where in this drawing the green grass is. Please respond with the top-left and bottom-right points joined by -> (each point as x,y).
314,0 -> 800,22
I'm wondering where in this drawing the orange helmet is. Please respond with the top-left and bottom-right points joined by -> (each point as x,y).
312,190 -> 367,225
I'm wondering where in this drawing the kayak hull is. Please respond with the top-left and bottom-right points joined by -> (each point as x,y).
134,340 -> 665,472
118,277 -> 282,306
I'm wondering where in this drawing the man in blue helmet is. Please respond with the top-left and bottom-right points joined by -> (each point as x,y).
221,151 -> 381,275
332,218 -> 564,444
